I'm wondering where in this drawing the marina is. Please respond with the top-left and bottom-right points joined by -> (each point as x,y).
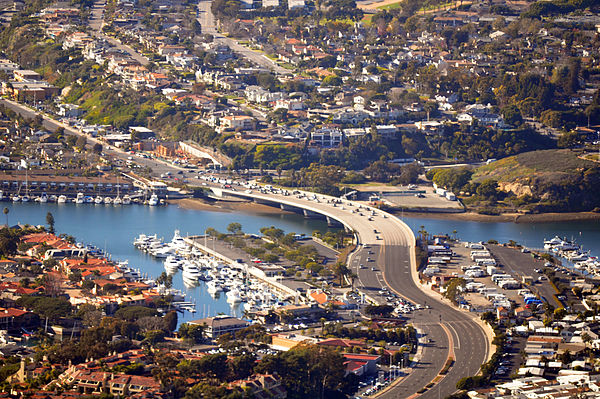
543,236 -> 600,276
132,230 -> 301,316
3,202 -> 600,325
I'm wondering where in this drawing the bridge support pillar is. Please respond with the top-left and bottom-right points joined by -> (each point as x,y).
303,209 -> 322,219
326,216 -> 342,227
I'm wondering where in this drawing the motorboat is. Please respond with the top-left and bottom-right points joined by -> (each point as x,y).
21,195 -> 30,202
113,196 -> 122,205
164,255 -> 182,274
104,197 -> 112,204
182,264 -> 203,282
84,196 -> 94,203
75,193 -> 85,204
39,193 -> 48,203
12,195 -> 20,202
49,195 -> 57,203
57,195 -> 67,203
95,196 -> 103,204
226,288 -> 243,303
148,194 -> 159,206
122,195 -> 131,205
206,280 -> 222,294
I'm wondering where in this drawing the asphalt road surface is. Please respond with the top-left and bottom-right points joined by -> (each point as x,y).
215,188 -> 491,398
89,0 -> 151,66
3,97 -> 491,397
197,0 -> 291,74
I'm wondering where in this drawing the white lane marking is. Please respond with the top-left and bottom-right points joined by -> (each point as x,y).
447,323 -> 461,350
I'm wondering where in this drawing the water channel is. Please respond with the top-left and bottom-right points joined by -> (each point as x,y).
6,202 -> 600,324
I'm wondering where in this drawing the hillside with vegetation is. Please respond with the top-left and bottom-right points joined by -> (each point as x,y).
427,149 -> 600,214
472,149 -> 600,213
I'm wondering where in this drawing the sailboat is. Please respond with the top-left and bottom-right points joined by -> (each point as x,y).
21,168 -> 30,202
113,175 -> 122,205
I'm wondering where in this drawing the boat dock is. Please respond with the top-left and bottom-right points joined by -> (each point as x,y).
184,235 -> 305,303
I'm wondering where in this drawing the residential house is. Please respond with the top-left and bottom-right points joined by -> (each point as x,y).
219,115 -> 256,131
189,315 -> 250,339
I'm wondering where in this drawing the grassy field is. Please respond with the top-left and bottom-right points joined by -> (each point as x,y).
377,1 -> 402,9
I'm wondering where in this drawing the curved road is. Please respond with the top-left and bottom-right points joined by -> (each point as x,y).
214,188 -> 491,398
1,96 -> 490,397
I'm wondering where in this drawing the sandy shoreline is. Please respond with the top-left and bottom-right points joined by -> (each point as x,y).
170,198 -> 600,223
397,210 -> 600,223
170,198 -> 295,215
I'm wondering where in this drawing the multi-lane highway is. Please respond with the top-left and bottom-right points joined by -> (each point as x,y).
212,187 -> 492,398
3,95 -> 491,396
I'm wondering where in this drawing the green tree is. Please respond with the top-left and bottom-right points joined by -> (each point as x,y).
164,311 -> 178,333
476,179 -> 499,201
227,223 -> 242,235
443,278 -> 466,305
46,212 -> 55,234
255,345 -> 346,399
501,104 -> 523,126
75,136 -> 87,151
178,323 -> 204,344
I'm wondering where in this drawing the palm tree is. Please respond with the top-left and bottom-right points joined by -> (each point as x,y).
349,272 -> 358,291
418,225 -> 428,242
333,262 -> 350,287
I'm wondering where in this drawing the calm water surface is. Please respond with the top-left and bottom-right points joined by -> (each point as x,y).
7,202 -> 600,323
9,202 -> 330,324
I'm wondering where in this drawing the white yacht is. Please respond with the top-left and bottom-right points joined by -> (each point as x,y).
226,288 -> 243,303
75,193 -> 85,204
182,264 -> 203,283
122,195 -> 131,205
0,191 -> 3,201
104,197 -> 112,204
85,196 -> 94,203
49,195 -> 57,203
206,280 -> 222,294
164,255 -> 182,274
12,195 -> 20,202
95,195 -> 103,204
21,195 -> 30,202
113,196 -> 122,205
148,194 -> 159,206
57,195 -> 67,203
